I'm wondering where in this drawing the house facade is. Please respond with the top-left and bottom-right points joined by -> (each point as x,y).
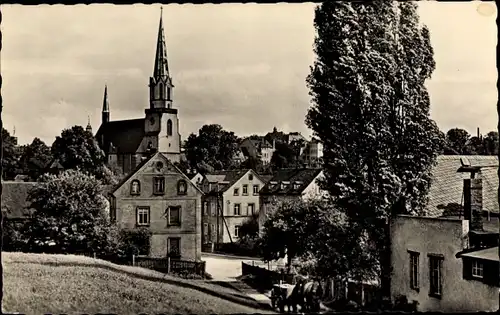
239,137 -> 275,165
200,169 -> 267,245
258,168 -> 324,233
95,11 -> 182,175
391,215 -> 498,312
109,152 -> 203,261
390,159 -> 499,312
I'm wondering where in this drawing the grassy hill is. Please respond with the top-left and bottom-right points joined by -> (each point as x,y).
2,252 -> 273,314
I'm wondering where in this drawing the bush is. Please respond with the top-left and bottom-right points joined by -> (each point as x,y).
2,220 -> 30,252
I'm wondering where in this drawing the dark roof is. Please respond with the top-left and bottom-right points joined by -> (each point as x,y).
260,168 -> 322,195
458,247 -> 499,262
1,181 -> 37,219
259,174 -> 274,184
204,169 -> 250,193
95,118 -> 149,154
428,155 -> 498,216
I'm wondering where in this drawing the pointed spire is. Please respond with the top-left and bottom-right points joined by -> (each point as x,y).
102,85 -> 110,124
153,7 -> 169,78
86,115 -> 93,133
102,84 -> 109,112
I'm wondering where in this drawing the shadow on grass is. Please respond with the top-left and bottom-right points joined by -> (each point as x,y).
10,260 -> 271,312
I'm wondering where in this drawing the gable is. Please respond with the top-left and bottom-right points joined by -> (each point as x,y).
112,152 -> 203,197
226,169 -> 266,192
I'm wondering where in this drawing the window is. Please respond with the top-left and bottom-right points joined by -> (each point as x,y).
472,260 -> 483,278
234,204 -> 241,216
211,224 -> 216,240
168,237 -> 181,258
429,254 -> 443,298
211,202 -> 216,216
242,185 -> 248,195
130,180 -> 141,195
137,207 -> 150,226
249,174 -> 253,181
203,223 -> 208,236
233,188 -> 239,196
235,225 -> 241,238
248,203 -> 255,215
253,185 -> 259,195
159,83 -> 164,99
167,119 -> 173,136
203,202 -> 208,216
409,251 -> 419,291
293,182 -> 301,190
153,177 -> 165,195
177,180 -> 187,195
167,206 -> 181,226
167,87 -> 171,100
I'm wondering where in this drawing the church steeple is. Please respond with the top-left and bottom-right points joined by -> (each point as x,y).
154,7 -> 169,78
102,84 -> 110,124
150,7 -> 174,109
86,116 -> 93,134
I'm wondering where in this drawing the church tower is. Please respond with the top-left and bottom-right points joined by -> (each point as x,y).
86,116 -> 93,134
144,8 -> 181,162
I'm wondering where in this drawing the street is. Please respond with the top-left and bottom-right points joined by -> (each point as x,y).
202,253 -> 263,281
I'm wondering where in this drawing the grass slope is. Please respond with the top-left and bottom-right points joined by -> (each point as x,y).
2,252 -> 273,314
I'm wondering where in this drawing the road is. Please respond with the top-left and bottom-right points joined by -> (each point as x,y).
202,252 -> 263,281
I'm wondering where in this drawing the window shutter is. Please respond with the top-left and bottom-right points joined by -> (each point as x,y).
462,258 -> 473,280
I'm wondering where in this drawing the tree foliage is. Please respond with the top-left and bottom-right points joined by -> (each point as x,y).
444,128 -> 498,155
24,169 -> 112,255
445,128 -> 470,154
184,124 -> 239,171
51,126 -> 116,184
1,128 -> 22,180
305,1 -> 444,290
18,137 -> 53,181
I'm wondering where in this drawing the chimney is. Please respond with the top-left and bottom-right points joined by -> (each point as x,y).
463,177 -> 483,231
477,127 -> 480,139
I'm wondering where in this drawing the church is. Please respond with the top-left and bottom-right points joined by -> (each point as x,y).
95,10 -> 182,175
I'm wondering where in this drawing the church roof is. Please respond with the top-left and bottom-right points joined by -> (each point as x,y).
96,118 -> 152,154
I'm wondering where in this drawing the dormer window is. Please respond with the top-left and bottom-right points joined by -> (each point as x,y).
293,181 -> 303,190
177,180 -> 187,195
281,183 -> 287,190
130,180 -> 141,195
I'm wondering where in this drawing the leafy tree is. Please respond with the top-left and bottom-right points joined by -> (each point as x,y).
270,141 -> 297,169
18,137 -> 53,181
51,126 -> 116,184
483,131 -> 499,155
184,124 -> 239,171
445,128 -> 470,154
464,136 -> 484,155
1,128 -> 22,180
24,169 -> 112,255
305,1 -> 444,299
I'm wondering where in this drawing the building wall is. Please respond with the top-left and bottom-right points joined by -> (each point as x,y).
113,154 -> 202,261
220,170 -> 264,243
391,215 -> 498,312
301,171 -> 325,201
260,147 -> 275,165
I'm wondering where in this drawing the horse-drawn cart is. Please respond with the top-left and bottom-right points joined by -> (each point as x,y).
270,283 -> 294,313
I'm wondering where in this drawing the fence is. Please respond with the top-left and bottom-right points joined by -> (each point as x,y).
134,255 -> 206,276
241,261 -> 295,289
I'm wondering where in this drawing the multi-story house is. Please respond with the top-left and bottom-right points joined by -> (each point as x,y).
239,137 -> 275,165
108,152 -> 204,261
301,138 -> 323,167
390,155 -> 499,312
258,168 -> 324,233
200,169 -> 268,246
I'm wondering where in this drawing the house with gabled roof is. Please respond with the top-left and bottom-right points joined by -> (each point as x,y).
108,151 -> 204,261
199,169 -> 269,246
239,137 -> 275,165
390,155 -> 499,312
258,168 -> 324,233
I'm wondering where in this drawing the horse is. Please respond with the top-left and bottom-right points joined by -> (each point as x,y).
301,280 -> 323,312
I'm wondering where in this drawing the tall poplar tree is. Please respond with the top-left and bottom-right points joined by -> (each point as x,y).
306,1 -> 444,300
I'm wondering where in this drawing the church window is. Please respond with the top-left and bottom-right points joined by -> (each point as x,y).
159,83 -> 164,99
167,87 -> 171,100
177,180 -> 187,195
130,180 -> 141,195
167,119 -> 173,136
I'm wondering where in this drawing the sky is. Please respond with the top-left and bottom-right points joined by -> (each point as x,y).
1,2 -> 497,146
